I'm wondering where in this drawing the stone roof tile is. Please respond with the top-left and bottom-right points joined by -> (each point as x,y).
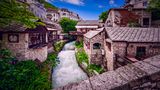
106,27 -> 160,43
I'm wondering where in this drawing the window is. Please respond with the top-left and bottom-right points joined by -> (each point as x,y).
93,43 -> 101,49
28,33 -> 47,48
136,47 -> 146,58
143,1 -> 148,7
106,42 -> 111,51
8,34 -> 19,43
0,33 -> 2,40
143,18 -> 149,26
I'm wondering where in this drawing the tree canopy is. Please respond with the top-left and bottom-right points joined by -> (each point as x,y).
59,18 -> 78,33
148,0 -> 160,20
99,11 -> 108,22
0,0 -> 43,28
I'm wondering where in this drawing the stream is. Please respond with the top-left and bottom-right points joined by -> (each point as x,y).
52,41 -> 88,89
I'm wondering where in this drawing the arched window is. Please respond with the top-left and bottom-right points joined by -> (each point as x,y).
93,43 -> 101,49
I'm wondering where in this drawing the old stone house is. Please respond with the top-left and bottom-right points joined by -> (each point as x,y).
83,28 -> 105,65
105,0 -> 151,27
0,24 -> 48,62
83,27 -> 160,71
46,8 -> 60,23
105,8 -> 151,27
70,20 -> 103,41
104,27 -> 160,70
45,22 -> 62,53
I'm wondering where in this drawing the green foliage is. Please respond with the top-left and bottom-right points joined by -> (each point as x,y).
75,41 -> 83,48
0,49 -> 58,90
148,0 -> 160,20
45,53 -> 58,67
0,0 -> 42,28
99,11 -> 109,22
54,40 -> 66,52
76,50 -> 88,64
59,18 -> 78,33
87,64 -> 104,74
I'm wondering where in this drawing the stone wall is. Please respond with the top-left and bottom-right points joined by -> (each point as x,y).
1,33 -> 28,60
84,31 -> 105,65
127,43 -> 160,58
25,46 -> 48,62
55,55 -> 160,90
1,33 -> 48,62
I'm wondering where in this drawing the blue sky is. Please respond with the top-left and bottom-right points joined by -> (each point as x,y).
47,0 -> 125,20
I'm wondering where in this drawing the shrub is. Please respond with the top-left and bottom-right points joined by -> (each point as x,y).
87,64 -> 104,74
54,40 -> 66,52
75,41 -> 83,48
0,49 -> 57,90
76,50 -> 88,64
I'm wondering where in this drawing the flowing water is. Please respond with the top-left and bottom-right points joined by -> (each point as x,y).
52,41 -> 88,88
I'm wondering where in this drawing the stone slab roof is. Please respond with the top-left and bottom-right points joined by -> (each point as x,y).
105,27 -> 160,43
77,20 -> 100,26
0,23 -> 27,32
84,28 -> 104,39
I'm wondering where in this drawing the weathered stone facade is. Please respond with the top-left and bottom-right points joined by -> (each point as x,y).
55,55 -> 160,90
0,33 -> 48,62
84,28 -> 105,65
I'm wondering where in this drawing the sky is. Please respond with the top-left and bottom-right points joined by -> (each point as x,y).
47,0 -> 125,20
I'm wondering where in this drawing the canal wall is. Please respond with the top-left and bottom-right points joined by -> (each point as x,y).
55,55 -> 160,90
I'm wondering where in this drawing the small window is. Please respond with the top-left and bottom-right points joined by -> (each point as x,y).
8,34 -> 19,43
93,43 -> 101,49
0,33 -> 2,40
106,42 -> 111,51
143,18 -> 149,26
143,1 -> 148,7
136,47 -> 146,58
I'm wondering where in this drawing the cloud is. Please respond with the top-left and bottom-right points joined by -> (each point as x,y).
98,5 -> 104,8
60,0 -> 84,6
109,0 -> 117,6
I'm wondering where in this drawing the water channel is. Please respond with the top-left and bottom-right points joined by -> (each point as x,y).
52,41 -> 88,88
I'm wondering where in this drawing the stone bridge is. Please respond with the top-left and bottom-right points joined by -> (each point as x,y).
55,55 -> 160,90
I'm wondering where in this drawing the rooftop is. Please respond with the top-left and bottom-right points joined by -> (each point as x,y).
76,20 -> 100,26
84,28 -> 104,39
106,27 -> 160,43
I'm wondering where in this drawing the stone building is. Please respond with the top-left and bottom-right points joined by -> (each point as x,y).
125,0 -> 149,8
83,28 -> 105,65
58,8 -> 80,21
0,24 -> 48,62
70,20 -> 103,42
46,8 -> 60,23
45,22 -> 62,53
105,8 -> 151,27
105,0 -> 151,27
104,27 -> 160,70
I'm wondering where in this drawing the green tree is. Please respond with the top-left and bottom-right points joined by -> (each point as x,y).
59,18 -> 78,33
0,0 -> 43,28
148,0 -> 160,20
99,11 -> 108,22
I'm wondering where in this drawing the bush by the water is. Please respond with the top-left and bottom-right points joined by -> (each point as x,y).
76,50 -> 88,64
76,49 -> 104,75
87,64 -> 104,74
54,40 -> 66,52
75,41 -> 83,48
0,49 -> 57,90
